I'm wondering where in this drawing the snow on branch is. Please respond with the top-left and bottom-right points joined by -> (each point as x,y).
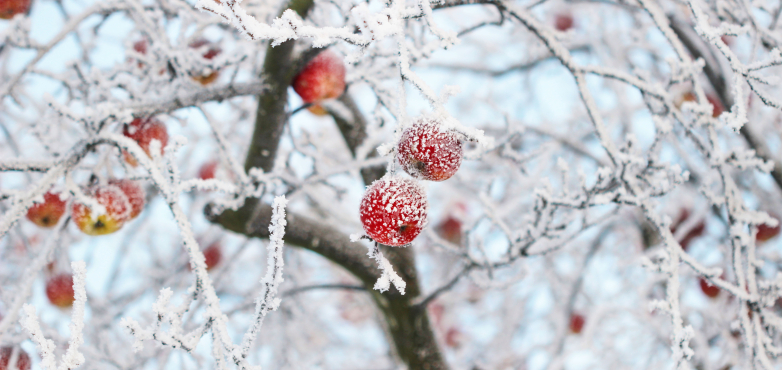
21,261 -> 87,370
368,242 -> 406,295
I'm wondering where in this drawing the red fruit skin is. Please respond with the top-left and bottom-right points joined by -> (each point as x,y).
108,179 -> 145,219
756,216 -> 780,243
0,347 -> 31,370
26,191 -> 66,228
397,119 -> 463,182
71,185 -> 131,235
444,327 -> 463,348
188,38 -> 221,86
554,13 -> 574,31
204,242 -> 222,271
706,94 -> 724,118
569,313 -> 585,334
46,273 -> 75,308
122,117 -> 169,166
0,0 -> 30,20
437,216 -> 462,245
670,209 -> 705,251
133,39 -> 148,55
699,277 -> 720,298
198,160 -> 219,180
359,176 -> 428,246
292,50 -> 346,104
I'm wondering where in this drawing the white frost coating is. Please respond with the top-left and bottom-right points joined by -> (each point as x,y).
21,262 -> 87,370
238,195 -> 288,359
368,243 -> 406,294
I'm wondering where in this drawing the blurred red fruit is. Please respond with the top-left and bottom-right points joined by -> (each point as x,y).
554,13 -> 574,31
444,327 -> 464,348
756,215 -> 780,243
699,277 -> 720,298
204,242 -> 222,271
71,185 -> 131,235
188,38 -> 222,86
0,0 -> 30,20
0,346 -> 30,370
706,94 -> 724,118
437,216 -> 462,245
108,179 -> 145,219
26,191 -> 66,228
670,209 -> 705,250
198,160 -> 219,180
292,50 -> 346,108
569,313 -> 585,334
122,117 -> 169,166
46,273 -> 75,308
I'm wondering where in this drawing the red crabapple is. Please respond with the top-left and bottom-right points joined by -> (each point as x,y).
0,0 -> 30,20
437,216 -> 462,245
108,179 -> 145,219
756,214 -> 780,243
292,49 -> 346,114
122,117 -> 169,166
72,185 -> 131,235
45,273 -> 75,308
670,208 -> 705,251
569,313 -> 585,334
444,327 -> 464,348
699,277 -> 720,298
198,160 -> 219,180
0,346 -> 31,370
26,191 -> 66,228
203,242 -> 222,271
359,176 -> 428,246
188,38 -> 222,86
706,94 -> 724,118
397,118 -> 463,181
554,13 -> 574,32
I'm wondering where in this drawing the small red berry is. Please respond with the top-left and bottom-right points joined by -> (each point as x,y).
756,215 -> 780,243
569,313 -> 585,334
122,117 -> 169,166
108,179 -> 145,219
554,13 -> 574,32
26,191 -> 66,228
71,185 -> 131,235
46,273 -> 75,308
203,242 -> 222,271
133,39 -> 148,55
359,176 -> 428,246
706,94 -> 724,118
0,346 -> 31,370
0,0 -> 30,20
670,208 -> 705,251
198,160 -> 219,180
437,216 -> 462,245
397,118 -> 463,182
292,50 -> 346,106
699,277 -> 720,298
188,38 -> 221,86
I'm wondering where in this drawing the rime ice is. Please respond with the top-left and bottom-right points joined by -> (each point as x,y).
360,176 -> 428,246
397,117 -> 463,182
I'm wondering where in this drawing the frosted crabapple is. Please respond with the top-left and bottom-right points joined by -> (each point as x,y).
108,179 -> 145,219
0,0 -> 30,20
46,273 -> 75,308
26,191 -> 66,228
0,347 -> 31,370
71,185 -> 131,235
699,277 -> 720,298
186,242 -> 222,271
198,160 -> 219,180
756,214 -> 780,243
397,118 -> 463,182
122,117 -> 169,166
292,49 -> 346,115
188,38 -> 222,86
569,313 -> 585,334
359,176 -> 428,246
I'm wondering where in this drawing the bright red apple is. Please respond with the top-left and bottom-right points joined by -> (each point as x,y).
71,185 -> 131,235
122,117 -> 169,166
188,38 -> 222,86
756,214 -> 780,243
569,313 -> 585,334
46,273 -> 75,308
397,119 -> 463,182
554,13 -> 574,32
699,277 -> 720,298
0,346 -> 31,370
26,191 -> 66,228
108,179 -> 145,219
0,0 -> 30,20
359,176 -> 428,246
292,49 -> 346,114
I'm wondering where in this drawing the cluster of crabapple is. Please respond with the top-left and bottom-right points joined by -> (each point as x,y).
359,118 -> 464,246
0,345 -> 31,370
131,37 -> 222,85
